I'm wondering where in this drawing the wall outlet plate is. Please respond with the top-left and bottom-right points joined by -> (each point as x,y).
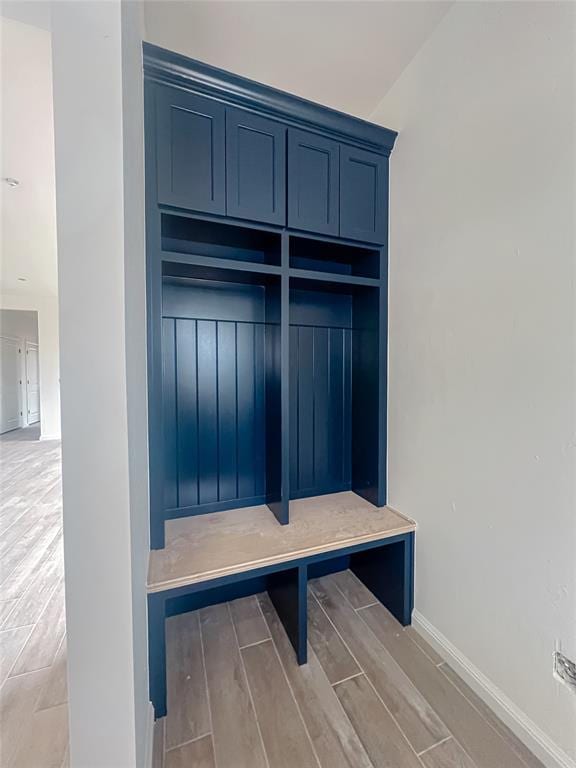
553,651 -> 576,693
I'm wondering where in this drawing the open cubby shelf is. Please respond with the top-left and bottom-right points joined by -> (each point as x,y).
161,212 -> 282,266
289,234 -> 380,278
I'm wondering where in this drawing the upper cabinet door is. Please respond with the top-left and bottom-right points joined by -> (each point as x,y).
155,86 -> 226,214
287,130 -> 339,236
226,108 -> 286,225
339,146 -> 388,244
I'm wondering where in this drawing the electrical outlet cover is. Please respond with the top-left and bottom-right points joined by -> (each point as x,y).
553,651 -> 576,693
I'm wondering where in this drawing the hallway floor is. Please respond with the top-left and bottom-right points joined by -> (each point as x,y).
0,429 -> 68,767
155,585 -> 545,768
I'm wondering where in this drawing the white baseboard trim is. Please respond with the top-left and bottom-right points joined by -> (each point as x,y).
39,433 -> 61,441
412,610 -> 576,768
143,701 -> 155,768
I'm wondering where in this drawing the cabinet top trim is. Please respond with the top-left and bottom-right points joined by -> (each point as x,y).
143,42 -> 397,156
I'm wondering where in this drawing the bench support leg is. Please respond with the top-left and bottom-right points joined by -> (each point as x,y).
268,564 -> 307,664
350,532 -> 414,625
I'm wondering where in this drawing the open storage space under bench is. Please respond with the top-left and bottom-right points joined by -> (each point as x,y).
147,491 -> 415,717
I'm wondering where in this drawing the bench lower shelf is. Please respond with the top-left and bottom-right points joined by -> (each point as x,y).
148,494 -> 415,718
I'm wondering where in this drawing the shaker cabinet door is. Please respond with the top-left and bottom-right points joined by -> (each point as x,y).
226,108 -> 286,225
340,145 -> 388,244
287,129 -> 339,236
155,85 -> 226,214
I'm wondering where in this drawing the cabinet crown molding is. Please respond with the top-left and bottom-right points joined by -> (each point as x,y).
143,42 -> 397,156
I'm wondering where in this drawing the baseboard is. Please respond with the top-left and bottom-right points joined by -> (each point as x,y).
412,610 -> 576,768
39,433 -> 61,441
143,701 -> 155,768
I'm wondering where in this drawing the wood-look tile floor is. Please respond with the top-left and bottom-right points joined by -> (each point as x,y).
156,574 -> 544,768
0,426 -> 69,768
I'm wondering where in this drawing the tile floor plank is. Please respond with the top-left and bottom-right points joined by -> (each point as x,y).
10,579 -> 65,676
36,635 -> 68,711
241,639 -> 318,768
9,702 -> 69,768
165,735 -> 215,768
0,625 -> 34,684
404,627 -> 445,666
358,602 -> 528,768
165,611 -> 210,750
199,603 -> 267,768
229,595 -> 270,648
308,591 -> 361,684
419,737 -> 477,768
310,577 -> 449,754
439,665 -> 545,768
330,570 -> 379,610
335,674 -> 423,768
259,592 -> 372,768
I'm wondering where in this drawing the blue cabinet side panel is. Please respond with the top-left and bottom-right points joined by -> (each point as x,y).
340,146 -> 388,244
226,108 -> 286,225
287,129 -> 339,236
155,85 -> 225,214
289,324 -> 352,498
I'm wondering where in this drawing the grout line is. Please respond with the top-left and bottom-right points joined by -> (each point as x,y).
165,731 -> 212,754
355,600 -> 380,610
416,735 -> 453,757
331,671 -> 364,687
228,603 -> 271,768
238,637 -> 271,650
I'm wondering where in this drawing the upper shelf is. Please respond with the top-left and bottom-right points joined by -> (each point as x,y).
147,491 -> 415,593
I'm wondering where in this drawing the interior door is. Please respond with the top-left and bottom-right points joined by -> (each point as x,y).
26,342 -> 40,425
0,337 -> 22,434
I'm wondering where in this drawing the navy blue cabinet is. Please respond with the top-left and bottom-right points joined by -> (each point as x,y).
226,108 -> 286,226
155,85 -> 226,214
145,44 -> 397,549
287,129 -> 339,236
340,145 -> 388,244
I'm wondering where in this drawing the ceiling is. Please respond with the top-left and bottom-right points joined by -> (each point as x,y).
0,2 -> 451,302
0,16 -> 58,297
144,1 -> 452,119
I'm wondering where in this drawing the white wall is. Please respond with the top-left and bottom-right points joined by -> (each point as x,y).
51,1 -> 149,766
121,2 -> 151,766
0,309 -> 38,342
372,3 -> 576,766
0,293 -> 60,439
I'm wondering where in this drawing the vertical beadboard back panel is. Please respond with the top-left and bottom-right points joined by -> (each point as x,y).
289,325 -> 352,498
162,316 -> 273,514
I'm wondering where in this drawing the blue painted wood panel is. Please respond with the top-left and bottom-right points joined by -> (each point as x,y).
226,108 -> 286,225
340,145 -> 388,244
155,85 -> 225,213
287,129 -> 339,236
162,315 -> 272,514
289,324 -> 352,498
